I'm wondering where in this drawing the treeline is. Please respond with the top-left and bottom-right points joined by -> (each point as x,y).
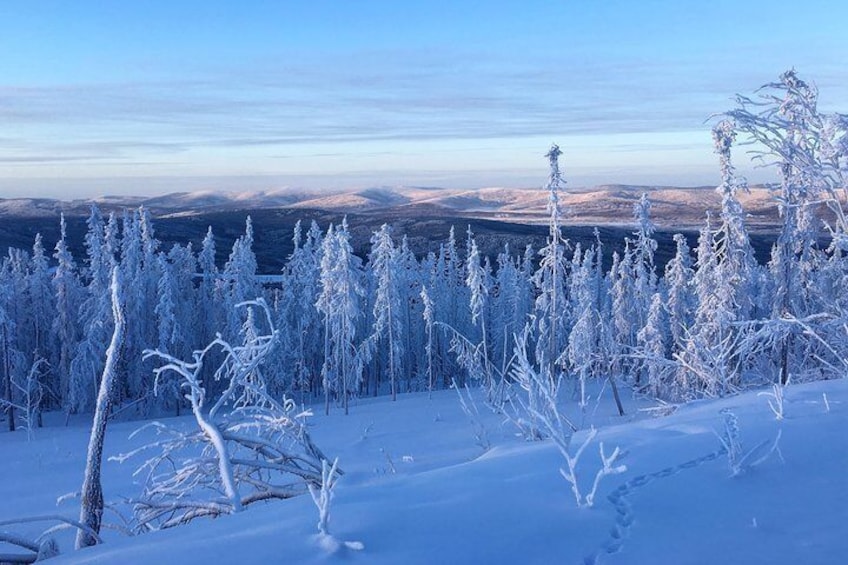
1,71 -> 846,428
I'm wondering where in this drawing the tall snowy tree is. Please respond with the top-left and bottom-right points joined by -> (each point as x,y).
317,219 -> 366,415
533,144 -> 570,373
368,224 -> 404,400
52,214 -> 82,409
663,233 -> 695,351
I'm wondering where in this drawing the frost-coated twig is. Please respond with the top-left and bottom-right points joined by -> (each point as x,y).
307,458 -> 364,553
758,382 -> 786,420
379,448 -> 397,474
560,428 -> 598,507
308,458 -> 340,536
559,428 -> 627,508
452,379 -> 490,451
717,409 -> 783,477
585,442 -> 628,507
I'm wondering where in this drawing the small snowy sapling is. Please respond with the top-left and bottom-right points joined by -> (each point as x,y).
308,458 -> 363,553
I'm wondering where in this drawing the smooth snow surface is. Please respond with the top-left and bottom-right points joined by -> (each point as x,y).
1,380 -> 845,564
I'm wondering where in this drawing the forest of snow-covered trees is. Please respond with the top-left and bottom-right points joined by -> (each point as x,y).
1,70 -> 846,434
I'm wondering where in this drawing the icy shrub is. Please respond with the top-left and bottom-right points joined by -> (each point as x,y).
113,299 -> 332,531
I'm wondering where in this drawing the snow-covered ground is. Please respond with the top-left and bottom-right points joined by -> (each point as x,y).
1,379 -> 845,564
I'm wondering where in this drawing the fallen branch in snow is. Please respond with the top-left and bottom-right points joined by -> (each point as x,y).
0,514 -> 102,563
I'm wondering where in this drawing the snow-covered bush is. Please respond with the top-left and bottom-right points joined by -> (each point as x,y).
113,299 -> 332,531
507,328 -> 625,507
505,327 -> 576,442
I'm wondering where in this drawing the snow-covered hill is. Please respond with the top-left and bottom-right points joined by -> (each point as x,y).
1,379 -> 844,564
0,185 -> 784,230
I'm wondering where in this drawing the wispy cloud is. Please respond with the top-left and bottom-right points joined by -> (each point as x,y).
2,46 -> 846,189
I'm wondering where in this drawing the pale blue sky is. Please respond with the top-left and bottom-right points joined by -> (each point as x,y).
1,1 -> 846,197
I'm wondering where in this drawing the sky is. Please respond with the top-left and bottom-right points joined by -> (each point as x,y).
1,0 -> 846,198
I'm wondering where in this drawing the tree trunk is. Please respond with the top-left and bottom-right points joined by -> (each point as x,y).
3,334 -> 14,433
77,268 -> 125,550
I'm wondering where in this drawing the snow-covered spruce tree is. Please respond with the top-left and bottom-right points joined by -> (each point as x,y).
565,239 -> 625,416
69,206 -> 115,414
663,233 -> 695,352
0,275 -> 25,432
636,292 -> 674,399
317,219 -> 367,415
534,144 -> 571,374
630,194 -> 659,388
77,267 -> 125,549
490,244 -> 534,376
197,226 -> 221,349
222,217 -> 260,342
152,253 -> 182,414
117,299 -> 329,531
610,244 -> 636,378
675,215 -> 742,398
52,213 -> 83,410
565,245 -> 596,412
397,235 -> 424,392
421,285 -> 436,395
465,234 -> 492,387
712,120 -> 758,322
165,243 -> 198,357
368,224 -> 404,400
280,221 -> 325,399
119,207 -> 161,408
27,233 -> 56,412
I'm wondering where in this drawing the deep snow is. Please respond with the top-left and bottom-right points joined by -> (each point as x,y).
1,379 -> 846,564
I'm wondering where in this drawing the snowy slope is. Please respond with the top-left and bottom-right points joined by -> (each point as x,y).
1,380 -> 845,564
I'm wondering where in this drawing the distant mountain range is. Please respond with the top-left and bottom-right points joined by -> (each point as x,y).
0,184 -> 794,274
0,184 -> 782,231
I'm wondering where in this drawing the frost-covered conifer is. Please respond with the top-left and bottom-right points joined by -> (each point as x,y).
663,234 -> 695,351
52,214 -> 82,408
27,234 -> 55,413
637,292 -> 672,398
465,235 -> 491,384
368,224 -> 403,400
534,144 -> 570,373
630,194 -> 659,386
317,219 -> 366,415
222,217 -> 260,342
